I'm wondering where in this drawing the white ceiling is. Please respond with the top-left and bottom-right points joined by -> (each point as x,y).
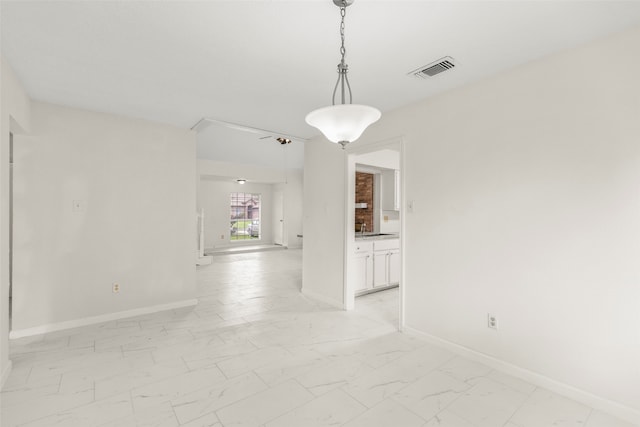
3,0 -> 640,168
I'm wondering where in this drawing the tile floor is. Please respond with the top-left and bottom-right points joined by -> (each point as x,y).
1,249 -> 635,427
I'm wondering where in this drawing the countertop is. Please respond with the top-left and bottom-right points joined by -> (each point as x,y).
355,232 -> 399,241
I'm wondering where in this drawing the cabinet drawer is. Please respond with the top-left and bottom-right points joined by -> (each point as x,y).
373,239 -> 399,251
354,241 -> 374,253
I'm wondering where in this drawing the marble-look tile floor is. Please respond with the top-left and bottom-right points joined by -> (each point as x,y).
1,249 -> 635,427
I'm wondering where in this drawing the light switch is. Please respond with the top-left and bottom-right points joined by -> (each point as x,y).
72,200 -> 86,212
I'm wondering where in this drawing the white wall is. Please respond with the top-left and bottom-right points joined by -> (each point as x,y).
302,139 -> 345,307
197,159 -> 304,249
379,210 -> 399,234
11,101 -> 197,334
304,26 -> 640,422
0,57 -> 31,388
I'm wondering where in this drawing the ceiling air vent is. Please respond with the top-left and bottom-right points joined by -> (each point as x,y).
409,57 -> 456,79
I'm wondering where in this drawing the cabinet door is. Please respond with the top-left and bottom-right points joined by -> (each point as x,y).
353,252 -> 372,292
373,251 -> 388,288
388,249 -> 401,285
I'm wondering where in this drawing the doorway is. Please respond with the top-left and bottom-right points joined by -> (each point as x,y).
9,132 -> 14,328
344,137 -> 405,331
273,187 -> 284,246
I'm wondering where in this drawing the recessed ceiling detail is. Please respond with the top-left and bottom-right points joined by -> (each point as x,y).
191,117 -> 307,143
409,57 -> 456,79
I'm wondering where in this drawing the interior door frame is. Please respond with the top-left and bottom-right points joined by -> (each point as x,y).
8,132 -> 13,329
273,186 -> 284,246
343,136 -> 406,331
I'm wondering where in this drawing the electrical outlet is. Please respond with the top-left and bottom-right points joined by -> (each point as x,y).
220,234 -> 225,239
112,283 -> 120,293
487,313 -> 498,330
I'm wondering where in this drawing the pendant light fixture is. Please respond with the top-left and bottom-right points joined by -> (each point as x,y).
305,0 -> 381,149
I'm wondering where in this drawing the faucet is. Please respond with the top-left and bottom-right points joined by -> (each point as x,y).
361,223 -> 366,236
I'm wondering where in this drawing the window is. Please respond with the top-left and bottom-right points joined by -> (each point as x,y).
230,192 -> 261,241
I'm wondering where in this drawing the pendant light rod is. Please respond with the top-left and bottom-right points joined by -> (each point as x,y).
332,1 -> 352,106
333,62 -> 351,106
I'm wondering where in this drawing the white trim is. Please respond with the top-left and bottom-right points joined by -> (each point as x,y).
343,149 -> 352,311
345,136 -> 402,155
196,255 -> 213,266
1,360 -> 12,390
398,137 -> 406,331
301,288 -> 343,309
404,326 -> 640,426
190,117 -> 308,143
9,299 -> 199,339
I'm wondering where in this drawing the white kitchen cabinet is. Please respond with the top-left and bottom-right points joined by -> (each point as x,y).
353,252 -> 373,293
373,249 -> 400,288
355,238 -> 399,295
352,241 -> 374,293
388,249 -> 401,284
381,169 -> 400,211
373,251 -> 388,288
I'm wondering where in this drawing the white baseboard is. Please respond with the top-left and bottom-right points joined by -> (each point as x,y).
196,255 -> 213,266
301,288 -> 344,309
403,326 -> 640,426
1,360 -> 12,390
9,299 -> 199,339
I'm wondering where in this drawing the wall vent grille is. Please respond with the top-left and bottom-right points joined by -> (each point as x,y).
409,57 -> 456,79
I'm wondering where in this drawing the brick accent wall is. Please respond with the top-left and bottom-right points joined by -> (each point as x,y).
355,172 -> 374,232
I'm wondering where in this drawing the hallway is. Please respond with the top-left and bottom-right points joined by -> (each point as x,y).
1,250 -> 632,426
